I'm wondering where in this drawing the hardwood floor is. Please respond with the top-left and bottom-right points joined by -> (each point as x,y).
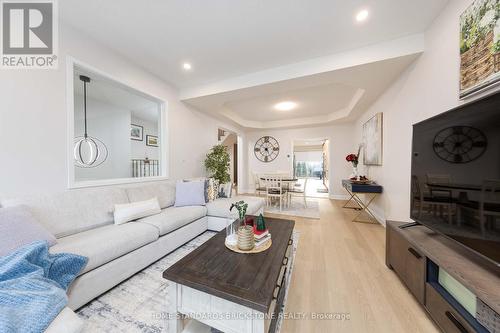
264,198 -> 440,333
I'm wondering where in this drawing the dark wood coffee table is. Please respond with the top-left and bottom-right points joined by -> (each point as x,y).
163,217 -> 295,333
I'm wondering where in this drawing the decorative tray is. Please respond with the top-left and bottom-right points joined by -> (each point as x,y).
350,179 -> 373,185
225,238 -> 272,254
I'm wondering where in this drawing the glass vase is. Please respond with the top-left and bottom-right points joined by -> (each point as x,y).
226,219 -> 237,246
350,165 -> 359,180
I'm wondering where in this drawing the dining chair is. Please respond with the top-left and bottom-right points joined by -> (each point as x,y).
289,178 -> 308,208
253,173 -> 267,196
426,174 -> 452,197
412,175 -> 453,224
457,179 -> 500,236
265,176 -> 288,211
276,170 -> 291,177
425,174 -> 453,216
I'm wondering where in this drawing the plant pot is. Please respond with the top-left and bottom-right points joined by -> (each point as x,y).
237,225 -> 255,251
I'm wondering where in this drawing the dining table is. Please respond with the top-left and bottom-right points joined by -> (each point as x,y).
260,177 -> 299,191
260,177 -> 299,209
425,182 -> 499,234
426,182 -> 485,192
425,182 -> 495,203
260,177 -> 298,183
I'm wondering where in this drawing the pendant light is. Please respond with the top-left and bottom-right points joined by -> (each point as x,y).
74,75 -> 108,168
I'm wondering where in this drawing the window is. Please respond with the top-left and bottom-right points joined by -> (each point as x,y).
67,58 -> 168,188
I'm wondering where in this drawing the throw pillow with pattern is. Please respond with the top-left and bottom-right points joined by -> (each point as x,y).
207,178 -> 219,202
218,182 -> 232,198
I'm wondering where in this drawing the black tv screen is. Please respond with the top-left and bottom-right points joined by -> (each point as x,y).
411,91 -> 500,269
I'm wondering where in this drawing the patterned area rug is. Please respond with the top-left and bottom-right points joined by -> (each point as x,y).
77,231 -> 298,332
265,198 -> 320,219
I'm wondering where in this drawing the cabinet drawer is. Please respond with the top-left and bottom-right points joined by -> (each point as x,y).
388,226 -> 407,276
425,283 -> 475,333
387,225 -> 426,304
405,244 -> 425,304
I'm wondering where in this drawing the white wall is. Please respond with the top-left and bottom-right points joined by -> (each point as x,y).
0,23 -> 242,198
74,97 -> 131,180
131,115 -> 159,161
245,125 -> 353,197
3,0 -> 488,208
353,0 -> 500,222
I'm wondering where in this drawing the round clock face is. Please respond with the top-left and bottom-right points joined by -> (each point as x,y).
433,126 -> 487,164
254,136 -> 279,162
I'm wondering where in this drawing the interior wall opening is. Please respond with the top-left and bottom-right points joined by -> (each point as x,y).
218,128 -> 239,192
293,139 -> 329,198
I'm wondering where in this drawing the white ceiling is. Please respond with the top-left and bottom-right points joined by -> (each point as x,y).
224,83 -> 357,122
184,54 -> 420,129
60,0 -> 448,90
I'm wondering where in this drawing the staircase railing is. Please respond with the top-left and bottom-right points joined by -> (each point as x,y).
132,158 -> 159,177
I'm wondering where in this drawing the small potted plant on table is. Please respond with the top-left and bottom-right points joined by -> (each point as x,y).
228,201 -> 252,249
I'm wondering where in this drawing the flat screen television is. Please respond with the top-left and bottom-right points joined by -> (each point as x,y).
411,91 -> 500,271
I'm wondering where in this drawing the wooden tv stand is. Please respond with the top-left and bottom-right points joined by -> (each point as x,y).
386,221 -> 500,333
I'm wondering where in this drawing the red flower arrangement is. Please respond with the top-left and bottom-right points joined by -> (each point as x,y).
346,153 -> 359,167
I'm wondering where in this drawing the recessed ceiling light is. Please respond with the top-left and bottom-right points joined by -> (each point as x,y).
274,101 -> 297,111
356,9 -> 369,22
182,62 -> 192,70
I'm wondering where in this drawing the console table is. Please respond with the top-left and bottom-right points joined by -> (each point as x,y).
342,179 -> 383,223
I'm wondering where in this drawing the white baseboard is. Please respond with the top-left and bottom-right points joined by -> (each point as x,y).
370,208 -> 386,227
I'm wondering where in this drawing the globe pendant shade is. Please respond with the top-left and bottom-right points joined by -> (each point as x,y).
74,136 -> 108,168
74,75 -> 108,168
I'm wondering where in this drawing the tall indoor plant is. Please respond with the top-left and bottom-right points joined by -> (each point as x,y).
204,144 -> 231,184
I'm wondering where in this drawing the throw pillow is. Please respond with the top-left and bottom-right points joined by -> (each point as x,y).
0,205 -> 57,257
114,197 -> 161,225
175,180 -> 206,207
183,178 -> 211,203
206,178 -> 218,202
218,182 -> 233,198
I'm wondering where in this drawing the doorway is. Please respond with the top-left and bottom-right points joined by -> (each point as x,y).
218,128 -> 238,188
293,139 -> 329,198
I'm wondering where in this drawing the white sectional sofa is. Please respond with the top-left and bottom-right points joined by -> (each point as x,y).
0,180 -> 264,331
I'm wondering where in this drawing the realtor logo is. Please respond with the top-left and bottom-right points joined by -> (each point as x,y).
1,0 -> 58,69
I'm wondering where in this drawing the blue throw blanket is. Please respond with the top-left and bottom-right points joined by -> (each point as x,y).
0,241 -> 88,333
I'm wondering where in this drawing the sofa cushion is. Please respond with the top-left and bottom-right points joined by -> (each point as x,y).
206,196 -> 265,219
125,181 -> 176,209
45,307 -> 84,333
0,205 -> 57,257
1,188 -> 129,238
49,223 -> 159,275
136,206 -> 207,236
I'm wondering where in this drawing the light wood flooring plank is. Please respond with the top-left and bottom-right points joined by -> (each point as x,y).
263,198 -> 439,333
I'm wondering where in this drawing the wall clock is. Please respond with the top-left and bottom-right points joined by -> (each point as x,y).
254,136 -> 279,162
433,126 -> 487,163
